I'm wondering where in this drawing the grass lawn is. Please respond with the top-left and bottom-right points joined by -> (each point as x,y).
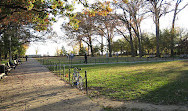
41,59 -> 188,105
67,60 -> 187,105
0,60 -> 9,65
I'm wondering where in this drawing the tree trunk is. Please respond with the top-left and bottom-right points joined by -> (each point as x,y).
89,36 -> 94,57
87,44 -> 90,56
5,53 -> 7,59
0,49 -> 2,61
135,32 -> 143,57
108,38 -> 112,57
128,27 -> 135,57
101,36 -> 104,56
171,3 -> 178,57
156,17 -> 160,57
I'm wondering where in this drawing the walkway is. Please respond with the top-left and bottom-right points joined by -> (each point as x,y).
0,58 -> 102,111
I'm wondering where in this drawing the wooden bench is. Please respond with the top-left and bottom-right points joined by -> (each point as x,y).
8,61 -> 16,69
6,62 -> 13,71
0,64 -> 6,79
17,59 -> 22,64
14,60 -> 19,66
180,54 -> 188,58
148,55 -> 156,58
162,55 -> 170,58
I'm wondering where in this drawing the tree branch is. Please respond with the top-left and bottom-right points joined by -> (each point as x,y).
177,3 -> 188,14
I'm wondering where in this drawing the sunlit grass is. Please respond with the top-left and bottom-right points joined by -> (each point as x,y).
41,58 -> 187,105
74,60 -> 188,105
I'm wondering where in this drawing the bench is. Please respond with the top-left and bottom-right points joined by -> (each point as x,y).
148,55 -> 156,58
0,64 -> 6,79
8,61 -> 16,69
180,54 -> 188,58
6,62 -> 13,71
14,60 -> 19,66
17,59 -> 22,64
162,55 -> 170,58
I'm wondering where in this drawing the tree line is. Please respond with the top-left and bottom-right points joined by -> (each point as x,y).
0,0 -> 88,60
63,0 -> 188,57
0,0 -> 187,59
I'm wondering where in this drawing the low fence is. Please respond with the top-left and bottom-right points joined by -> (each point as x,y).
38,56 -> 187,94
40,56 -> 179,65
38,59 -> 88,94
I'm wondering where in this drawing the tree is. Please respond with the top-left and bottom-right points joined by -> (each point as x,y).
92,14 -> 117,57
60,45 -> 67,56
147,0 -> 171,57
93,45 -> 100,55
0,22 -> 37,60
64,12 -> 96,57
0,0 -> 83,32
113,0 -> 146,57
79,46 -> 86,56
141,33 -> 155,55
112,39 -> 125,55
170,0 -> 188,56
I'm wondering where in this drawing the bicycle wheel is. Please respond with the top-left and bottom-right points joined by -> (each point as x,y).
78,76 -> 83,90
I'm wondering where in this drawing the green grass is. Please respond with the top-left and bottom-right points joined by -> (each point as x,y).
0,60 -> 9,65
39,58 -> 188,105
72,60 -> 187,105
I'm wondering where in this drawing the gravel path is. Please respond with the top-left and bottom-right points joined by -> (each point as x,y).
0,58 -> 102,111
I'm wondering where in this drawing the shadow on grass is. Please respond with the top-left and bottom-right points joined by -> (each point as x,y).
86,62 -> 188,105
139,70 -> 188,105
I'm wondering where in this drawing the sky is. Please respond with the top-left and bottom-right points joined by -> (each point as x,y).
26,0 -> 188,56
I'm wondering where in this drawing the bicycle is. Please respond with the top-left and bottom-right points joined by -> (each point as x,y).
72,67 -> 84,90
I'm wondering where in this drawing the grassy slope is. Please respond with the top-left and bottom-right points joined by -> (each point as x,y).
75,60 -> 188,105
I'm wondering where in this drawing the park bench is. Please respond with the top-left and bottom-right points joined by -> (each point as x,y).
180,54 -> 188,58
13,59 -> 22,66
0,64 -> 6,79
7,61 -> 15,70
14,60 -> 19,66
17,59 -> 22,64
6,62 -> 12,72
162,54 -> 170,58
148,55 -> 156,58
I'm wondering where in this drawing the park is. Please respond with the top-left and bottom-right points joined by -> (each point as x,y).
0,0 -> 188,111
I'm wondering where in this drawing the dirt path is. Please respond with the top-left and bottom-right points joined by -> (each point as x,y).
0,58 -> 102,111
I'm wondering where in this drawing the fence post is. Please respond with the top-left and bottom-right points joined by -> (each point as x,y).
56,63 -> 57,74
53,62 -> 55,72
59,62 -> 61,78
85,71 -> 88,95
69,68 -> 70,83
63,64 -> 65,78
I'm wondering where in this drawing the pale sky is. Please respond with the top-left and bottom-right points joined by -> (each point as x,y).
26,0 -> 188,56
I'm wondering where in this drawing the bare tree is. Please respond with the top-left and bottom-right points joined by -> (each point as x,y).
93,14 -> 118,57
170,0 -> 188,56
63,13 -> 96,57
147,0 -> 171,57
113,0 -> 146,57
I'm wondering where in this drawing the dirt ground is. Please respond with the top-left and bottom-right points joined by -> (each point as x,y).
0,58 -> 102,111
0,58 -> 187,111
